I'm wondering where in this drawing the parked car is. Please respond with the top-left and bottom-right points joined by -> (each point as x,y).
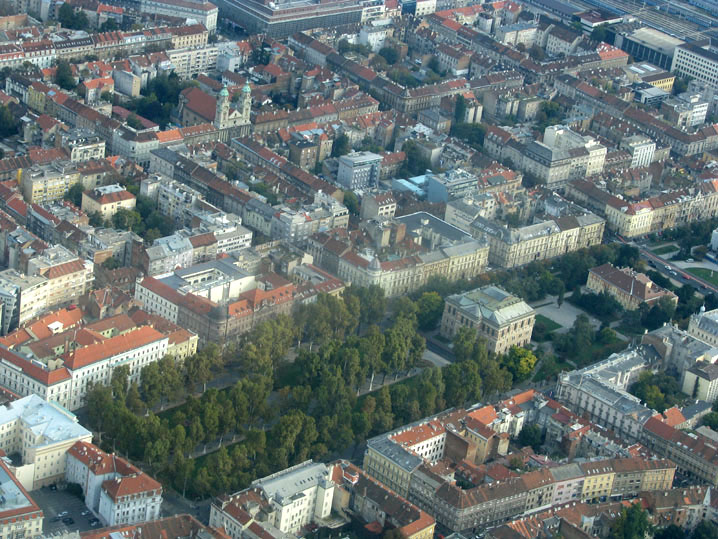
58,511 -> 69,517
81,510 -> 91,516
62,518 -> 74,525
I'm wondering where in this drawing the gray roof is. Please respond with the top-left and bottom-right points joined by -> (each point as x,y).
549,462 -> 583,482
252,461 -> 331,506
396,211 -> 471,244
367,435 -> 424,473
445,285 -> 534,327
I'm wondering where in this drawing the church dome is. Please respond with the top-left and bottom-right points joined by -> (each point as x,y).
242,81 -> 251,94
219,85 -> 229,97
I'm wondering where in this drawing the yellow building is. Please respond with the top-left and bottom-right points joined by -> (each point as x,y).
21,164 -> 81,204
587,263 -> 677,311
580,462 -> 615,502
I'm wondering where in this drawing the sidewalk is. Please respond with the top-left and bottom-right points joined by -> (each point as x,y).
530,295 -> 601,333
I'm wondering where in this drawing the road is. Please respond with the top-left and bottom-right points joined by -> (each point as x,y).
618,236 -> 718,296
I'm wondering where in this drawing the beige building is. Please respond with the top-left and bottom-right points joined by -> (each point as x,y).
20,163 -> 81,204
360,192 -> 397,221
440,285 -> 535,355
82,184 -> 137,220
474,213 -> 605,269
681,362 -> 718,402
0,270 -> 49,334
586,263 -> 677,311
688,307 -> 718,347
0,458 -> 44,537
57,129 -> 106,163
0,394 -> 92,490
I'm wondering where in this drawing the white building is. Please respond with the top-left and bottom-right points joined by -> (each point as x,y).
0,394 -> 92,490
0,326 -> 168,411
67,441 -> 162,526
166,45 -> 219,79
337,151 -> 382,190
210,461 -> 334,538
620,135 -> 656,169
671,43 -> 718,90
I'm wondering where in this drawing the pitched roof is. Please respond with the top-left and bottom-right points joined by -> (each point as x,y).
62,326 -> 165,370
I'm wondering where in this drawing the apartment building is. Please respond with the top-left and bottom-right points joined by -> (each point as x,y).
620,135 -> 656,168
473,213 -> 605,269
81,184 -> 137,220
586,263 -> 677,311
337,152 -> 382,190
20,162 -> 81,204
360,192 -> 396,221
58,129 -> 106,162
166,45 -> 219,79
0,394 -> 92,490
0,270 -> 48,334
0,458 -> 44,538
642,417 -> 718,486
67,441 -> 162,526
671,43 -> 718,90
440,285 -> 535,354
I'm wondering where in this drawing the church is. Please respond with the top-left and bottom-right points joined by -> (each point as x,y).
178,82 -> 252,142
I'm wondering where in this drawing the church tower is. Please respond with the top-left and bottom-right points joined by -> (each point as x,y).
240,80 -> 252,125
214,85 -> 230,129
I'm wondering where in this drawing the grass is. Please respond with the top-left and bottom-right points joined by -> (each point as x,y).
686,267 -> 718,286
535,314 -> 561,333
651,244 -> 679,255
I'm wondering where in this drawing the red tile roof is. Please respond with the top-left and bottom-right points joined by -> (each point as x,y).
62,326 -> 165,370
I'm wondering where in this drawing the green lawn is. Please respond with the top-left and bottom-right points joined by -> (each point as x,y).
535,314 -> 561,332
686,267 -> 718,286
651,244 -> 679,255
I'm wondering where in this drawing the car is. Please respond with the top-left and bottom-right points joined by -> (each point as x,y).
89,519 -> 100,526
62,518 -> 74,525
81,510 -> 91,516
670,271 -> 678,276
58,511 -> 69,517
665,265 -> 671,270
51,516 -> 62,523
687,258 -> 694,262
50,484 -> 57,491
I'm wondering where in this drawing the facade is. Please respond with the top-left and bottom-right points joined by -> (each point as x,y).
440,285 -> 535,354
620,135 -> 656,169
81,184 -> 137,220
0,394 -> 92,490
58,129 -> 106,162
20,162 -> 81,204
360,192 -> 396,221
671,43 -> 718,90
474,213 -> 605,269
139,0 -> 218,31
586,263 -> 677,311
310,213 -> 489,297
642,417 -> 718,486
556,353 -> 655,443
337,152 -> 382,190
0,270 -> 48,334
67,441 -> 162,526
688,307 -> 718,347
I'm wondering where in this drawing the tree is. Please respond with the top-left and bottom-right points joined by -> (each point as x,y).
427,56 -> 441,73
64,183 -> 84,207
416,292 -> 444,330
112,208 -> 141,231
590,24 -> 608,42
0,105 -> 18,138
55,60 -> 76,90
399,140 -> 432,177
518,424 -> 543,451
609,503 -> 652,539
343,190 -> 359,215
331,134 -> 350,157
88,211 -> 104,228
502,347 -> 538,383
126,113 -> 144,130
692,521 -> 718,539
99,18 -> 118,32
654,525 -> 686,539
58,3 -> 89,30
378,47 -> 399,65
529,44 -> 545,61
454,95 -> 467,123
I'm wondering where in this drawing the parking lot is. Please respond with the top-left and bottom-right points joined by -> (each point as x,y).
31,486 -> 100,535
